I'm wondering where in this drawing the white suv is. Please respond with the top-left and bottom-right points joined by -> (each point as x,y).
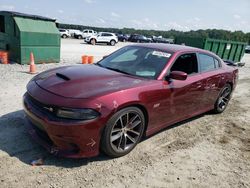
82,29 -> 97,39
59,29 -> 70,38
74,29 -> 97,39
85,32 -> 118,46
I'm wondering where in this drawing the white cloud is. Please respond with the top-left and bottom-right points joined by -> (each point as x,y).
97,18 -> 106,24
0,5 -> 15,11
194,17 -> 201,22
84,0 -> 94,4
57,10 -> 64,14
233,14 -> 241,19
166,22 -> 190,31
111,12 -> 120,18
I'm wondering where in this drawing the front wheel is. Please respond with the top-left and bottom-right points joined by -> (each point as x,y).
213,84 -> 232,113
90,39 -> 96,45
101,107 -> 145,157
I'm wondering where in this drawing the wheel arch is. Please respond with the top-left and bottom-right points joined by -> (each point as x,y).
99,102 -> 149,142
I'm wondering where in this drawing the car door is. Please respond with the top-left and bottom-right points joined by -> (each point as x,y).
166,53 -> 206,121
197,53 -> 223,109
147,52 -> 206,131
97,33 -> 105,42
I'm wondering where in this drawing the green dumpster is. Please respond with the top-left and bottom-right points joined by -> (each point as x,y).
0,11 -> 60,64
175,36 -> 246,62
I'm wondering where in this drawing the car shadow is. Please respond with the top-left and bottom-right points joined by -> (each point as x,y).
0,110 -> 111,168
0,109 -> 209,167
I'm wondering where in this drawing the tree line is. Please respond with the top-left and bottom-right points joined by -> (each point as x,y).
58,23 -> 250,44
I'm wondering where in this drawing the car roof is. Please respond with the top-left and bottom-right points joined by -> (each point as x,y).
130,43 -> 211,54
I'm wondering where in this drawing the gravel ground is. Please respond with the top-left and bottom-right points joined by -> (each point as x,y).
0,39 -> 249,188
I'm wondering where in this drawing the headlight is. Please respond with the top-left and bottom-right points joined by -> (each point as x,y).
56,108 -> 100,120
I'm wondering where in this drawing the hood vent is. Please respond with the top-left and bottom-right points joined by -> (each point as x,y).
56,73 -> 70,81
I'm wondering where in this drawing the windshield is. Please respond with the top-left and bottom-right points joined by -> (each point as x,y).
97,46 -> 172,79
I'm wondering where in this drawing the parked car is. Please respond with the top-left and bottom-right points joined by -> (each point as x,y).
245,45 -> 250,53
73,30 -> 83,39
73,29 -> 97,39
85,32 -> 118,46
59,29 -> 70,38
81,29 -> 97,39
68,29 -> 80,37
23,43 -> 238,158
117,34 -> 129,42
153,37 -> 174,44
128,34 -> 152,43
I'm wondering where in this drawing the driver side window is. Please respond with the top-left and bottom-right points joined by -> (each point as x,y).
170,53 -> 198,75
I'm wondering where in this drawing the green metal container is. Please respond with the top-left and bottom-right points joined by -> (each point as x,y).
175,36 -> 246,62
0,11 -> 60,64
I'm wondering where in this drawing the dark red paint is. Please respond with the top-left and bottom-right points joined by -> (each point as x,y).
23,44 -> 238,158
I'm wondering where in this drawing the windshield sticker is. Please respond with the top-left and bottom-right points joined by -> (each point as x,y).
152,51 -> 171,58
136,71 -> 156,77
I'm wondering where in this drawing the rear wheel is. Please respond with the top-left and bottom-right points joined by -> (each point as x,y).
110,40 -> 116,46
78,35 -> 82,39
62,34 -> 67,39
214,84 -> 232,113
101,107 -> 145,157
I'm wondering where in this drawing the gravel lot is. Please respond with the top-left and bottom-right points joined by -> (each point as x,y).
0,39 -> 250,188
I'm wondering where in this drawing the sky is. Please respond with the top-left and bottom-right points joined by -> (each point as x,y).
0,0 -> 250,32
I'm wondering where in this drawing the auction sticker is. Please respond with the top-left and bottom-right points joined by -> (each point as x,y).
152,51 -> 171,58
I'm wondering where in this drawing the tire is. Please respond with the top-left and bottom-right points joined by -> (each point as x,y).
123,39 -> 126,42
101,107 -> 145,158
62,34 -> 67,39
213,84 -> 232,113
78,35 -> 82,39
90,39 -> 96,45
110,40 -> 116,46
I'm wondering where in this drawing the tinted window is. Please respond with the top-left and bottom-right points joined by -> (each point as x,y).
0,15 -> 5,33
199,54 -> 216,72
102,33 -> 112,36
170,53 -> 198,75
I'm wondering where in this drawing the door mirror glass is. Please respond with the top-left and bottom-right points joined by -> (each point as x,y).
169,71 -> 187,80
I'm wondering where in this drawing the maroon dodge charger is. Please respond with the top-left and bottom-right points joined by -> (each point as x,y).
23,44 -> 238,158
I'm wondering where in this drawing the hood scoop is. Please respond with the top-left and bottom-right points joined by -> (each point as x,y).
56,73 -> 70,81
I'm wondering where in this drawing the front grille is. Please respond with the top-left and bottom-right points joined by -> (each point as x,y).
24,93 -> 82,123
26,93 -> 56,115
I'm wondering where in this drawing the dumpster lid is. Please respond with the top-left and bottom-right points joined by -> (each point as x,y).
0,11 -> 56,22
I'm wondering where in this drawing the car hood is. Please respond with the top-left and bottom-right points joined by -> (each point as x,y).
34,64 -> 148,99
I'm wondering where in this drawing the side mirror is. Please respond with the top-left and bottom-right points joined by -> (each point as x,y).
169,71 -> 187,81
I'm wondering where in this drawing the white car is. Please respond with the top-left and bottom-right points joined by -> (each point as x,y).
59,29 -> 70,38
85,32 -> 118,46
74,29 -> 97,39
82,29 -> 97,39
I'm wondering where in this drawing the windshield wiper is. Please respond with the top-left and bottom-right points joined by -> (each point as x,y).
105,67 -> 131,75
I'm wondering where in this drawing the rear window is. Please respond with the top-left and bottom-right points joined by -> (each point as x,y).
199,53 -> 217,72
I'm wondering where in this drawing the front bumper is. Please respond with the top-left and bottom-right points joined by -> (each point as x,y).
23,93 -> 103,158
